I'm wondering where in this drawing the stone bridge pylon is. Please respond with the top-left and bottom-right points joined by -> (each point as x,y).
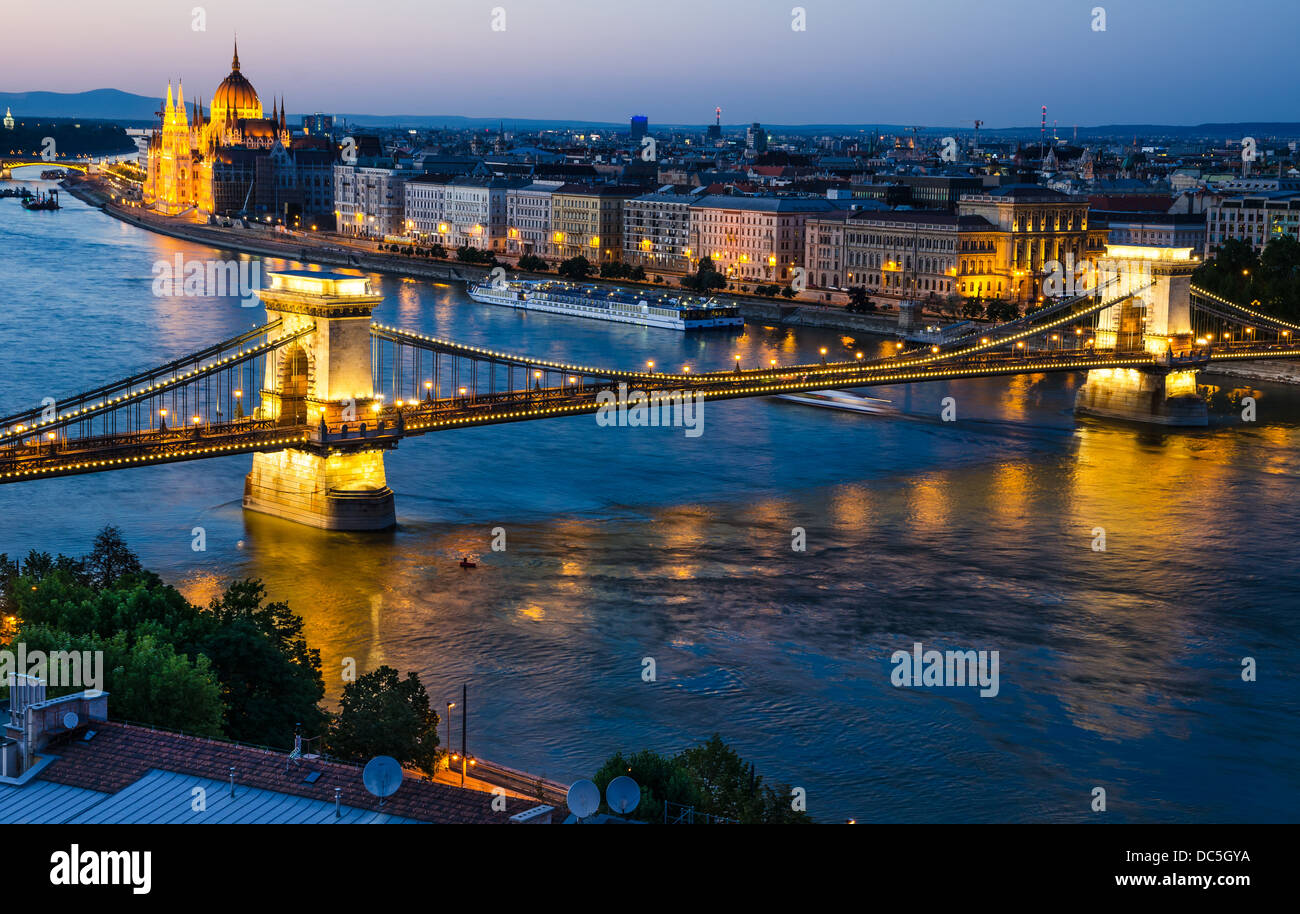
242,271 -> 397,530
1074,245 -> 1208,427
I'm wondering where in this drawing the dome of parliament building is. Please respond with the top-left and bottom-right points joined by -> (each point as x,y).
210,41 -> 262,122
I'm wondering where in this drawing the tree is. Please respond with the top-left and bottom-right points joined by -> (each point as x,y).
84,525 -> 141,589
592,735 -> 812,824
18,624 -> 224,735
682,257 -> 726,293
592,749 -> 702,823
845,286 -> 876,313
558,256 -> 592,279
329,666 -> 441,776
197,580 -> 328,747
518,254 -> 548,272
678,734 -> 810,824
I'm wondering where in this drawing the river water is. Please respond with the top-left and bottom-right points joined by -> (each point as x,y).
2,168 -> 1297,822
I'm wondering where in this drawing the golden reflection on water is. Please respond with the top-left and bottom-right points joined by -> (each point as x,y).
906,477 -> 951,533
829,483 -> 872,530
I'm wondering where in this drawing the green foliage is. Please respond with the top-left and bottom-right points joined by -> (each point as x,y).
845,286 -> 877,313
557,256 -> 592,279
592,734 -> 812,824
197,580 -> 327,747
1195,236 -> 1300,320
4,527 -> 325,748
16,623 -> 224,736
682,258 -> 727,292
593,749 -> 702,823
329,666 -> 441,776
518,254 -> 548,272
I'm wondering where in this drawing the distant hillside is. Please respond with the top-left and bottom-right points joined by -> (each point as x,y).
2,90 -> 1297,140
0,89 -> 160,121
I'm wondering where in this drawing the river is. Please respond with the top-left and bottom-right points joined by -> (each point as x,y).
2,167 -> 1298,822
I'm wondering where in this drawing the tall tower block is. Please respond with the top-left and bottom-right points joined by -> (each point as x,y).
242,271 -> 398,530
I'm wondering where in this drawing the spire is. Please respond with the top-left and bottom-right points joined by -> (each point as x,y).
166,81 -> 174,112
232,36 -> 240,72
176,80 -> 185,112
279,97 -> 287,132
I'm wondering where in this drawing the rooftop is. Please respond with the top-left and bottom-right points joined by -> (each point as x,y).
2,720 -> 542,824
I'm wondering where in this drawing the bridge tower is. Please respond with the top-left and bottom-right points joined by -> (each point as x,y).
1074,245 -> 1208,427
242,271 -> 397,530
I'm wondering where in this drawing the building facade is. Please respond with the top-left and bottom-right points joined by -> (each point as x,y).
690,195 -> 838,284
550,185 -> 637,262
622,189 -> 697,273
505,181 -> 563,258
957,185 -> 1107,304
334,161 -> 420,238
1204,192 -> 1300,254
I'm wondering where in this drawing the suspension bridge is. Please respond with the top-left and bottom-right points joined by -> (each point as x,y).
1,246 -> 1297,529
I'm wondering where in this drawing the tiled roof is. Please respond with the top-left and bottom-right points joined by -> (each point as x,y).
37,721 -> 538,824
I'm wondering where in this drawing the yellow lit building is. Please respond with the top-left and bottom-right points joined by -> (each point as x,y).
144,41 -> 290,215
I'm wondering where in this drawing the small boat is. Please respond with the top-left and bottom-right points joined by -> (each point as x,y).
776,390 -> 895,415
21,190 -> 60,211
459,557 -> 477,569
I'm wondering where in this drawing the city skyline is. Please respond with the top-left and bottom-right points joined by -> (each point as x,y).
6,0 -> 1300,127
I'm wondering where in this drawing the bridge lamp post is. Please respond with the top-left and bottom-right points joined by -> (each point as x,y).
459,386 -> 468,404
424,380 -> 433,403
819,347 -> 828,364
158,407 -> 168,430
646,360 -> 655,374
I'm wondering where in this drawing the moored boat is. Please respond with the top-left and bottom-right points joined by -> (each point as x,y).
467,278 -> 743,331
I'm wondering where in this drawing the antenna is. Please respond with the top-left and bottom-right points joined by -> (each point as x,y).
605,775 -> 640,815
362,756 -> 403,807
565,779 -> 600,820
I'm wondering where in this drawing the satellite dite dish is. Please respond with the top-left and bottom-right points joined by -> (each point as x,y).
362,756 -> 403,806
605,775 -> 640,815
62,711 -> 79,731
566,779 -> 601,820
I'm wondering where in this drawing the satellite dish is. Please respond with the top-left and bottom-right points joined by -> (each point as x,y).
566,779 -> 600,819
62,711 -> 79,730
605,775 -> 640,815
362,756 -> 403,803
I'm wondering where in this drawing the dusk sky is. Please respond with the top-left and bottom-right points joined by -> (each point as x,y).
7,0 -> 1300,126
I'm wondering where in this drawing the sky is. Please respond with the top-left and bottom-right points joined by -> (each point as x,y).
6,0 -> 1300,127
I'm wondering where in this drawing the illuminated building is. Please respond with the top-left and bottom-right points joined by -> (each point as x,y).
144,41 -> 291,216
691,194 -> 838,283
549,184 -> 640,262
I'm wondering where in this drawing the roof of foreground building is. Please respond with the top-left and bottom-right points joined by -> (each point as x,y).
0,720 -> 540,824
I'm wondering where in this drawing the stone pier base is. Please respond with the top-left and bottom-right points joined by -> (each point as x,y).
243,448 -> 396,530
1074,367 -> 1208,427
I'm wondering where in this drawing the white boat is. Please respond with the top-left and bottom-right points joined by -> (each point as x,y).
776,390 -> 895,415
467,279 -> 743,331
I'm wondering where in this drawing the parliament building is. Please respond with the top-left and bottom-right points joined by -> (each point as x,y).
144,42 -> 334,225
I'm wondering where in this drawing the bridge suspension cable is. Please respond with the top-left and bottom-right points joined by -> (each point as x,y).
0,322 -> 310,444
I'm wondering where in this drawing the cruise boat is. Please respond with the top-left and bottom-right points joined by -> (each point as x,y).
776,390 -> 895,415
466,279 -> 743,331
